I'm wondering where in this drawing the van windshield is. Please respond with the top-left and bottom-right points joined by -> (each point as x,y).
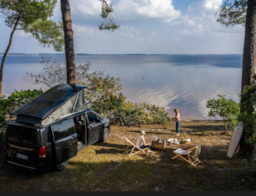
7,125 -> 41,145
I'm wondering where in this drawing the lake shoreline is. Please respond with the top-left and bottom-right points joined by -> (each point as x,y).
180,119 -> 222,122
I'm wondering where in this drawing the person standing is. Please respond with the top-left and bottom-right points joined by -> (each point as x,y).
172,109 -> 181,136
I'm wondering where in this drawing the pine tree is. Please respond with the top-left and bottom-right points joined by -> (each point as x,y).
216,0 -> 256,157
0,0 -> 64,97
60,0 -> 119,85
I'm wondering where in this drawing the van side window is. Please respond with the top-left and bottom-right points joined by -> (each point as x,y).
87,112 -> 99,124
51,119 -> 75,141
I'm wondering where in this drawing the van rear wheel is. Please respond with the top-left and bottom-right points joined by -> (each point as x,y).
56,161 -> 68,171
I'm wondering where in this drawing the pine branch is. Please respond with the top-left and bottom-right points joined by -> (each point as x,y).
98,0 -> 120,31
215,0 -> 229,17
0,10 -> 11,17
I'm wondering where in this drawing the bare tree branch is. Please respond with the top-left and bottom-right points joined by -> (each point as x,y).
0,10 -> 11,17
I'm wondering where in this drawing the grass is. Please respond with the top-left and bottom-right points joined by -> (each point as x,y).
0,120 -> 256,191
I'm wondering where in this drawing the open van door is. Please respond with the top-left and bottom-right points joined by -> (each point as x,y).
81,113 -> 88,146
86,112 -> 103,145
74,114 -> 88,146
51,118 -> 78,170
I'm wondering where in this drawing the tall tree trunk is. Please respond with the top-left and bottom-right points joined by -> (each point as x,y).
0,17 -> 19,97
240,0 -> 256,157
61,0 -> 76,84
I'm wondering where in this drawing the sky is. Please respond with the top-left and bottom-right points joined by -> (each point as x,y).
0,0 -> 245,54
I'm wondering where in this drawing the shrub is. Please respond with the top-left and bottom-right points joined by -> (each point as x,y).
118,101 -> 172,125
0,89 -> 43,145
206,94 -> 240,133
237,74 -> 256,158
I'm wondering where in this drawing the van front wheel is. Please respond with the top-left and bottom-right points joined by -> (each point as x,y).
56,161 -> 68,171
103,127 -> 110,142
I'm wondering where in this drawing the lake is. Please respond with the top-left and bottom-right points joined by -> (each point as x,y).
0,54 -> 242,119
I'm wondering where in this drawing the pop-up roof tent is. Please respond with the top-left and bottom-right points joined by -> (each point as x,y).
11,84 -> 87,126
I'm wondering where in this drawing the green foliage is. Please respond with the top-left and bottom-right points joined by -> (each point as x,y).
240,74 -> 256,114
24,20 -> 64,52
0,89 -> 43,144
206,94 -> 240,132
216,0 -> 247,26
80,70 -> 126,117
98,0 -> 120,31
238,112 -> 256,144
237,74 -> 256,149
118,101 -> 172,125
0,0 -> 64,51
93,93 -> 126,118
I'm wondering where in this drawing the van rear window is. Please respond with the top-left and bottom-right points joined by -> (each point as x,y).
7,125 -> 40,144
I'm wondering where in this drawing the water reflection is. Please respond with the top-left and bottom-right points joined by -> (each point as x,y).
1,55 -> 242,119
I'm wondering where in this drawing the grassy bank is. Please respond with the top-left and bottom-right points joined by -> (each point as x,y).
0,120 -> 255,191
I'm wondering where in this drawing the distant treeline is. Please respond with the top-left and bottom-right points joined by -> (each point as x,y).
0,53 -> 64,56
1,53 -> 99,56
0,53 -> 27,56
0,53 -> 195,56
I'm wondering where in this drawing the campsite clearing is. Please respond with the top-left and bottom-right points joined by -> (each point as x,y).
0,120 -> 255,191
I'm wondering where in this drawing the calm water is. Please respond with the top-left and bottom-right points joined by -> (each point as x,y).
1,54 -> 242,119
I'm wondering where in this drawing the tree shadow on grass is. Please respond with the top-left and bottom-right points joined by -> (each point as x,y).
55,145 -> 253,191
127,130 -> 166,135
0,144 -> 255,191
126,130 -> 176,135
182,125 -> 226,131
143,127 -> 169,130
93,142 -> 127,155
189,131 -> 231,137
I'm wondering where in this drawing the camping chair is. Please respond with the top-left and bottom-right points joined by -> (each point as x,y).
123,137 -> 150,157
171,144 -> 201,166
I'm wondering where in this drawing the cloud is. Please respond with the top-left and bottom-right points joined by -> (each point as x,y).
119,26 -> 145,40
53,0 -> 181,24
0,0 -> 245,54
72,24 -> 109,38
170,0 -> 244,37
71,0 -> 102,16
17,30 -> 31,37
114,0 -> 181,23
204,0 -> 223,9
72,24 -> 145,43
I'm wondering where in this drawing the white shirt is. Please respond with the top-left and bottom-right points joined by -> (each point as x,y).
136,135 -> 145,147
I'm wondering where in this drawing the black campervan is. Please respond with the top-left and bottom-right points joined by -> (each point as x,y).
3,84 -> 110,172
